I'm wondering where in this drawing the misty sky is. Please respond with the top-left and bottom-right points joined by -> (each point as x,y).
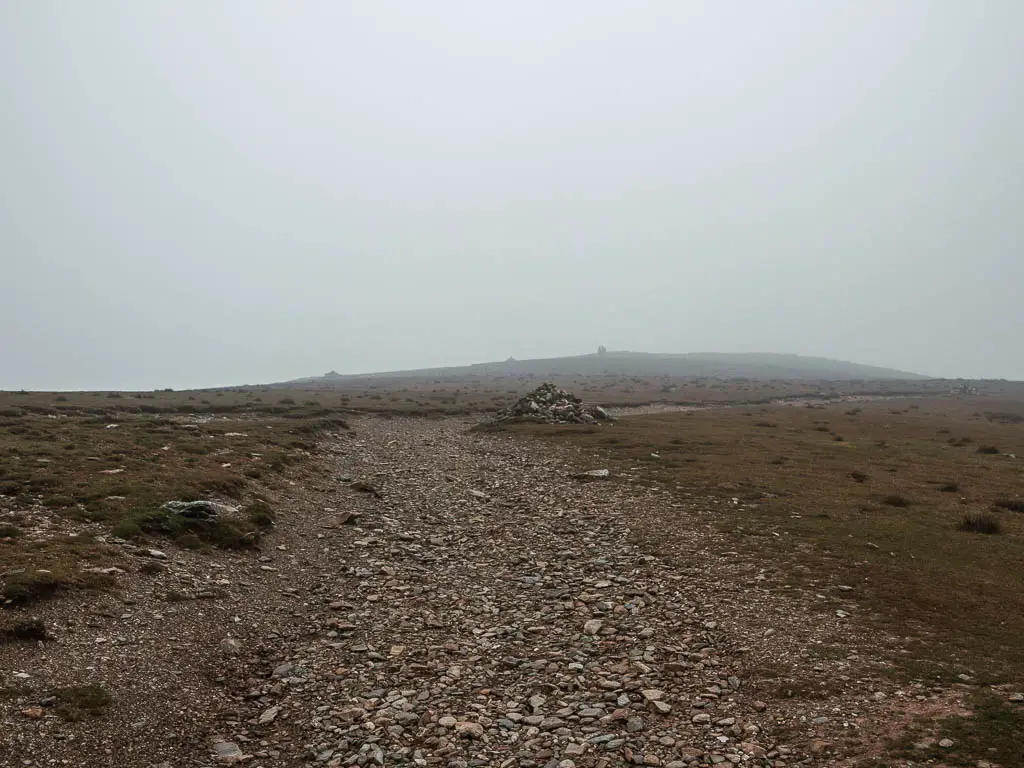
2,2 -> 1022,390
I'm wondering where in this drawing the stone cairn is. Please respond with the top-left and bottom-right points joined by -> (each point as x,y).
492,382 -> 613,425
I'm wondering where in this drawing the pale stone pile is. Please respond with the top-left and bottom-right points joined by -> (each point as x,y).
492,382 -> 613,424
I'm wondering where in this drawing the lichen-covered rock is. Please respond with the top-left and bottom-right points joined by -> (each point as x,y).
161,500 -> 237,520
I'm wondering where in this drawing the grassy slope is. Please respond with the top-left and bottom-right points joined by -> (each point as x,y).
0,388 -> 350,605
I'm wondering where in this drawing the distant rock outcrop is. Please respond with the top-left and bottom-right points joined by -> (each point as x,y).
492,383 -> 613,425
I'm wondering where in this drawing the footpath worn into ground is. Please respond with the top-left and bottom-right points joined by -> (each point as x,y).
2,416 -> 971,767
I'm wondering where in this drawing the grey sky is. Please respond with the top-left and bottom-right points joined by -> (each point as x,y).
2,1 -> 1021,390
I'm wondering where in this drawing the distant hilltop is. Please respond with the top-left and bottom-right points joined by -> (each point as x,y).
290,352 -> 926,384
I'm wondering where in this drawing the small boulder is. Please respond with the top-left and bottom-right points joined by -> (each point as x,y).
162,500 -> 236,521
454,721 -> 484,739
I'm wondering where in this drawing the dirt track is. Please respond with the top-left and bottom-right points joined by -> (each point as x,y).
1,416 -> 962,767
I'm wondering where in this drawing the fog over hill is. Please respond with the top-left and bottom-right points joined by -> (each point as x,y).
289,352 -> 926,385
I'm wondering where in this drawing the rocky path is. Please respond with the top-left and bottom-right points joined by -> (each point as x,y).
3,416 -> 956,767
207,417 -> 924,768
241,417 -> 774,767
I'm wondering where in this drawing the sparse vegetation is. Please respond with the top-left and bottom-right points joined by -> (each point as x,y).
246,500 -> 275,528
958,513 -> 1002,535
881,493 -> 911,508
137,560 -> 165,575
0,559 -> 117,605
985,411 -> 1024,425
0,389 -> 353,604
52,685 -> 112,720
994,498 -> 1024,513
892,692 -> 1024,767
1,569 -> 62,604
0,523 -> 24,538
109,518 -> 142,540
0,617 -> 49,642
